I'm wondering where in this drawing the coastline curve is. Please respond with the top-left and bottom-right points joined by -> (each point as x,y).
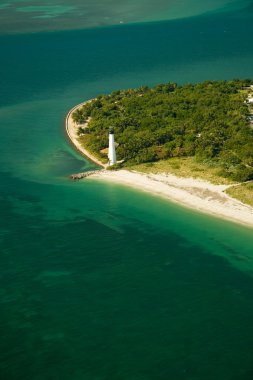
65,101 -> 253,229
65,100 -> 106,168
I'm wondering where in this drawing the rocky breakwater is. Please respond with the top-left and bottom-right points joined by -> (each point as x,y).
70,170 -> 107,180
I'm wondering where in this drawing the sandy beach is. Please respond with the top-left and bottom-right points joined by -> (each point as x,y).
65,101 -> 106,168
66,104 -> 253,228
88,169 -> 253,228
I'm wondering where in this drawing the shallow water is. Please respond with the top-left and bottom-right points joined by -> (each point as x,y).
1,2 -> 253,379
0,0 -> 251,33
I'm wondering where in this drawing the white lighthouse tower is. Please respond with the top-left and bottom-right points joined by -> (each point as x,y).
108,127 -> 117,166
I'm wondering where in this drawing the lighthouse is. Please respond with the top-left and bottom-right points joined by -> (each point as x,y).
108,127 -> 117,166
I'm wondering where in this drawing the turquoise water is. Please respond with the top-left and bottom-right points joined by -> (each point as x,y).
0,0 -> 251,33
1,2 -> 253,379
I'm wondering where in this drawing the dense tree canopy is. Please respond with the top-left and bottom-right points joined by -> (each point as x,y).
73,79 -> 253,181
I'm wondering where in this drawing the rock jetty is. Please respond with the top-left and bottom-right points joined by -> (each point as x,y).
70,170 -> 106,180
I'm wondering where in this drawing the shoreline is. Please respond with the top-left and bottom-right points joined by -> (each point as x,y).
88,170 -> 253,229
65,103 -> 253,229
65,100 -> 106,168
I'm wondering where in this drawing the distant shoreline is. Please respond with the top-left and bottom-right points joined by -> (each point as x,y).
65,102 -> 253,229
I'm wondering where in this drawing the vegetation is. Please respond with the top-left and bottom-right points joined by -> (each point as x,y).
226,182 -> 253,207
73,79 -> 253,182
127,157 -> 234,185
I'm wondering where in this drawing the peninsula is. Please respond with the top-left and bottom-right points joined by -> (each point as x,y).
66,80 -> 253,228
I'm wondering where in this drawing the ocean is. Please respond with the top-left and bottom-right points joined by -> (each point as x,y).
1,1 -> 253,379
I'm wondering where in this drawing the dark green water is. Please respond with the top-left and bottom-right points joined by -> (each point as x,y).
1,2 -> 253,379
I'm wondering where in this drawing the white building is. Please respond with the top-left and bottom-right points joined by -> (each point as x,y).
108,127 -> 117,166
